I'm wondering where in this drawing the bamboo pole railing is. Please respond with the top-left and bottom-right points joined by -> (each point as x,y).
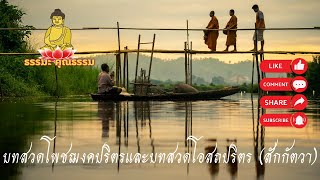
0,24 -> 319,96
0,27 -> 319,31
0,26 -> 319,56
1,50 -> 319,56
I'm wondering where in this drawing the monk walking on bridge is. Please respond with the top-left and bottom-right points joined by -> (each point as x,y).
251,4 -> 265,51
205,11 -> 219,51
224,9 -> 237,52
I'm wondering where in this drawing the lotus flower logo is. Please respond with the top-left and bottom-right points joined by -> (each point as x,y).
38,47 -> 76,61
23,9 -> 95,68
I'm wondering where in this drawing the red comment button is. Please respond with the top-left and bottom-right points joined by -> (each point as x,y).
260,77 -> 308,92
260,78 -> 293,91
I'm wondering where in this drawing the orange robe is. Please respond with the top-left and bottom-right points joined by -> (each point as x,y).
205,16 -> 219,51
225,15 -> 237,46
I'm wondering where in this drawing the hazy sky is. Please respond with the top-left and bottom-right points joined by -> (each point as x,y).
10,0 -> 320,62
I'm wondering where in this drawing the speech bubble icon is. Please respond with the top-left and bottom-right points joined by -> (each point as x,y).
292,80 -> 306,90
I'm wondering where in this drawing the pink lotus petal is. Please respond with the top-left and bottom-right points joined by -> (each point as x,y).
62,48 -> 72,58
52,47 -> 63,59
38,49 -> 46,58
44,48 -> 53,58
69,49 -> 77,58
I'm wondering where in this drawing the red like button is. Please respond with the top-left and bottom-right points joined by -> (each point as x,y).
260,96 -> 292,109
260,114 -> 292,127
260,60 -> 292,73
291,58 -> 308,75
260,78 -> 292,91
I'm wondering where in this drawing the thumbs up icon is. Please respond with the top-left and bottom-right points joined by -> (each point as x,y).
292,58 -> 308,74
294,60 -> 305,70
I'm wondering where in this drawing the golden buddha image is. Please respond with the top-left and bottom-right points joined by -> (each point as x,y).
42,9 -> 73,51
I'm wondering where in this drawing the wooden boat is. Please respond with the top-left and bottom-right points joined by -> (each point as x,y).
91,87 -> 239,101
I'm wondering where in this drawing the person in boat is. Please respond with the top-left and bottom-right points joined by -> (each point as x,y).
98,63 -> 122,95
41,9 -> 73,51
251,4 -> 265,51
224,9 -> 237,52
204,11 -> 219,51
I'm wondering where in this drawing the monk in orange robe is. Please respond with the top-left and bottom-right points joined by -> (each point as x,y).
205,11 -> 219,51
224,9 -> 237,52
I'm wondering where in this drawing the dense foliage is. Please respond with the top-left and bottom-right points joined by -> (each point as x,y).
0,1 -> 99,97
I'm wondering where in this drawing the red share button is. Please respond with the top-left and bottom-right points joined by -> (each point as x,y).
291,94 -> 308,110
260,114 -> 292,127
260,96 -> 292,109
260,60 -> 292,73
260,78 -> 292,91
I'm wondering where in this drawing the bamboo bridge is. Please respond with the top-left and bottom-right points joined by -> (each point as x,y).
0,23 -> 319,97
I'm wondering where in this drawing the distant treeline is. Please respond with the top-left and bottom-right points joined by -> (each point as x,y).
150,79 -> 258,93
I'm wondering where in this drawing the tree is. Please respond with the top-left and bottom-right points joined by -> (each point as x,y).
305,56 -> 320,97
211,76 -> 225,85
0,0 -> 32,52
192,75 -> 207,85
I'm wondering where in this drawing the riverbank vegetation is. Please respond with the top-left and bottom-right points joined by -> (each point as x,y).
0,1 -> 99,97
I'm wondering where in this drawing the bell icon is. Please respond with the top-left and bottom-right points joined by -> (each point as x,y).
295,115 -> 305,125
292,112 -> 307,128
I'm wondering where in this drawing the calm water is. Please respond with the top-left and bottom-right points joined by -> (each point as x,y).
0,93 -> 319,180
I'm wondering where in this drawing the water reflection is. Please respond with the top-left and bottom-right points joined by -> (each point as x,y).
205,134 -> 239,179
0,102 -> 51,179
226,139 -> 239,180
52,101 -> 58,172
253,104 -> 265,180
134,101 -> 155,162
1,95 -> 320,179
205,143 -> 219,179
95,99 -> 259,179
98,102 -> 115,138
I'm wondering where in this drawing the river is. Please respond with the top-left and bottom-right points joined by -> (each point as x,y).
0,93 -> 319,180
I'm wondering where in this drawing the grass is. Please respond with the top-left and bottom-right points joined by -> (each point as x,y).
0,56 -> 101,97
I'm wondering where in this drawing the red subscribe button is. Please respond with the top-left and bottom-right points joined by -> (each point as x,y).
260,112 -> 308,128
260,114 -> 292,127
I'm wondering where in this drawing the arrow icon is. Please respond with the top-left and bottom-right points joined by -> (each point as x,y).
294,97 -> 305,107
